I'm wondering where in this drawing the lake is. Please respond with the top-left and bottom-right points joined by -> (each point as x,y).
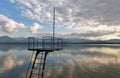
0,44 -> 120,78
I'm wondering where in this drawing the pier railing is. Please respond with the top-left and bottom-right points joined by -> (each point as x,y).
28,36 -> 63,51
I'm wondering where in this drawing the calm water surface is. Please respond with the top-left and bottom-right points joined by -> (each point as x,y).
0,44 -> 120,78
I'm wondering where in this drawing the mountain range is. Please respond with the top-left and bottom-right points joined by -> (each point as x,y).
0,36 -> 27,43
0,36 -> 120,44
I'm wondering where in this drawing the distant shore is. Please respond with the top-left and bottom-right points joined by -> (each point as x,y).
0,42 -> 120,44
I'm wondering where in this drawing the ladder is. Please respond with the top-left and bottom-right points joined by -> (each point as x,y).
28,51 -> 48,78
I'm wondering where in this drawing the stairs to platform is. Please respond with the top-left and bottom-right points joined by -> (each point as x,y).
28,51 -> 48,78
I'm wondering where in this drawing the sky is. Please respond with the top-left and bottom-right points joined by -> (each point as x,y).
0,0 -> 120,40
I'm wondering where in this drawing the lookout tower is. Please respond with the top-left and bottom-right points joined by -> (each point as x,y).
26,7 -> 63,78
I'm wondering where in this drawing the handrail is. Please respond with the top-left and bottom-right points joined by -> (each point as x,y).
28,36 -> 63,51
28,37 -> 35,50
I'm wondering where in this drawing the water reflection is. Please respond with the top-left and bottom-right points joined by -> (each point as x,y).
0,44 -> 120,78
0,44 -> 27,52
0,54 -> 24,73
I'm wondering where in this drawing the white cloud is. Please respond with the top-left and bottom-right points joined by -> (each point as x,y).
29,23 -> 43,34
0,54 -> 24,73
9,0 -> 120,39
0,14 -> 25,33
10,0 -> 15,3
11,0 -> 120,27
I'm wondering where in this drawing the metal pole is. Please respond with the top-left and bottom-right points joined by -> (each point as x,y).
53,7 -> 55,50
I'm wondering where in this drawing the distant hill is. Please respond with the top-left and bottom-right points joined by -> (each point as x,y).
63,38 -> 93,43
63,38 -> 120,44
0,36 -> 120,44
0,36 -> 27,43
106,39 -> 120,43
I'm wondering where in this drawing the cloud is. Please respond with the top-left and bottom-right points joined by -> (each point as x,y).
9,0 -> 120,39
29,23 -> 43,34
0,14 -> 25,33
118,34 -> 120,37
11,0 -> 120,26
0,54 -> 24,73
10,0 -> 120,24
70,30 -> 116,37
10,0 -> 15,3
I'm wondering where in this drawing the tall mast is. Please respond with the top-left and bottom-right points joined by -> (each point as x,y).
53,7 -> 55,39
53,7 -> 55,49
